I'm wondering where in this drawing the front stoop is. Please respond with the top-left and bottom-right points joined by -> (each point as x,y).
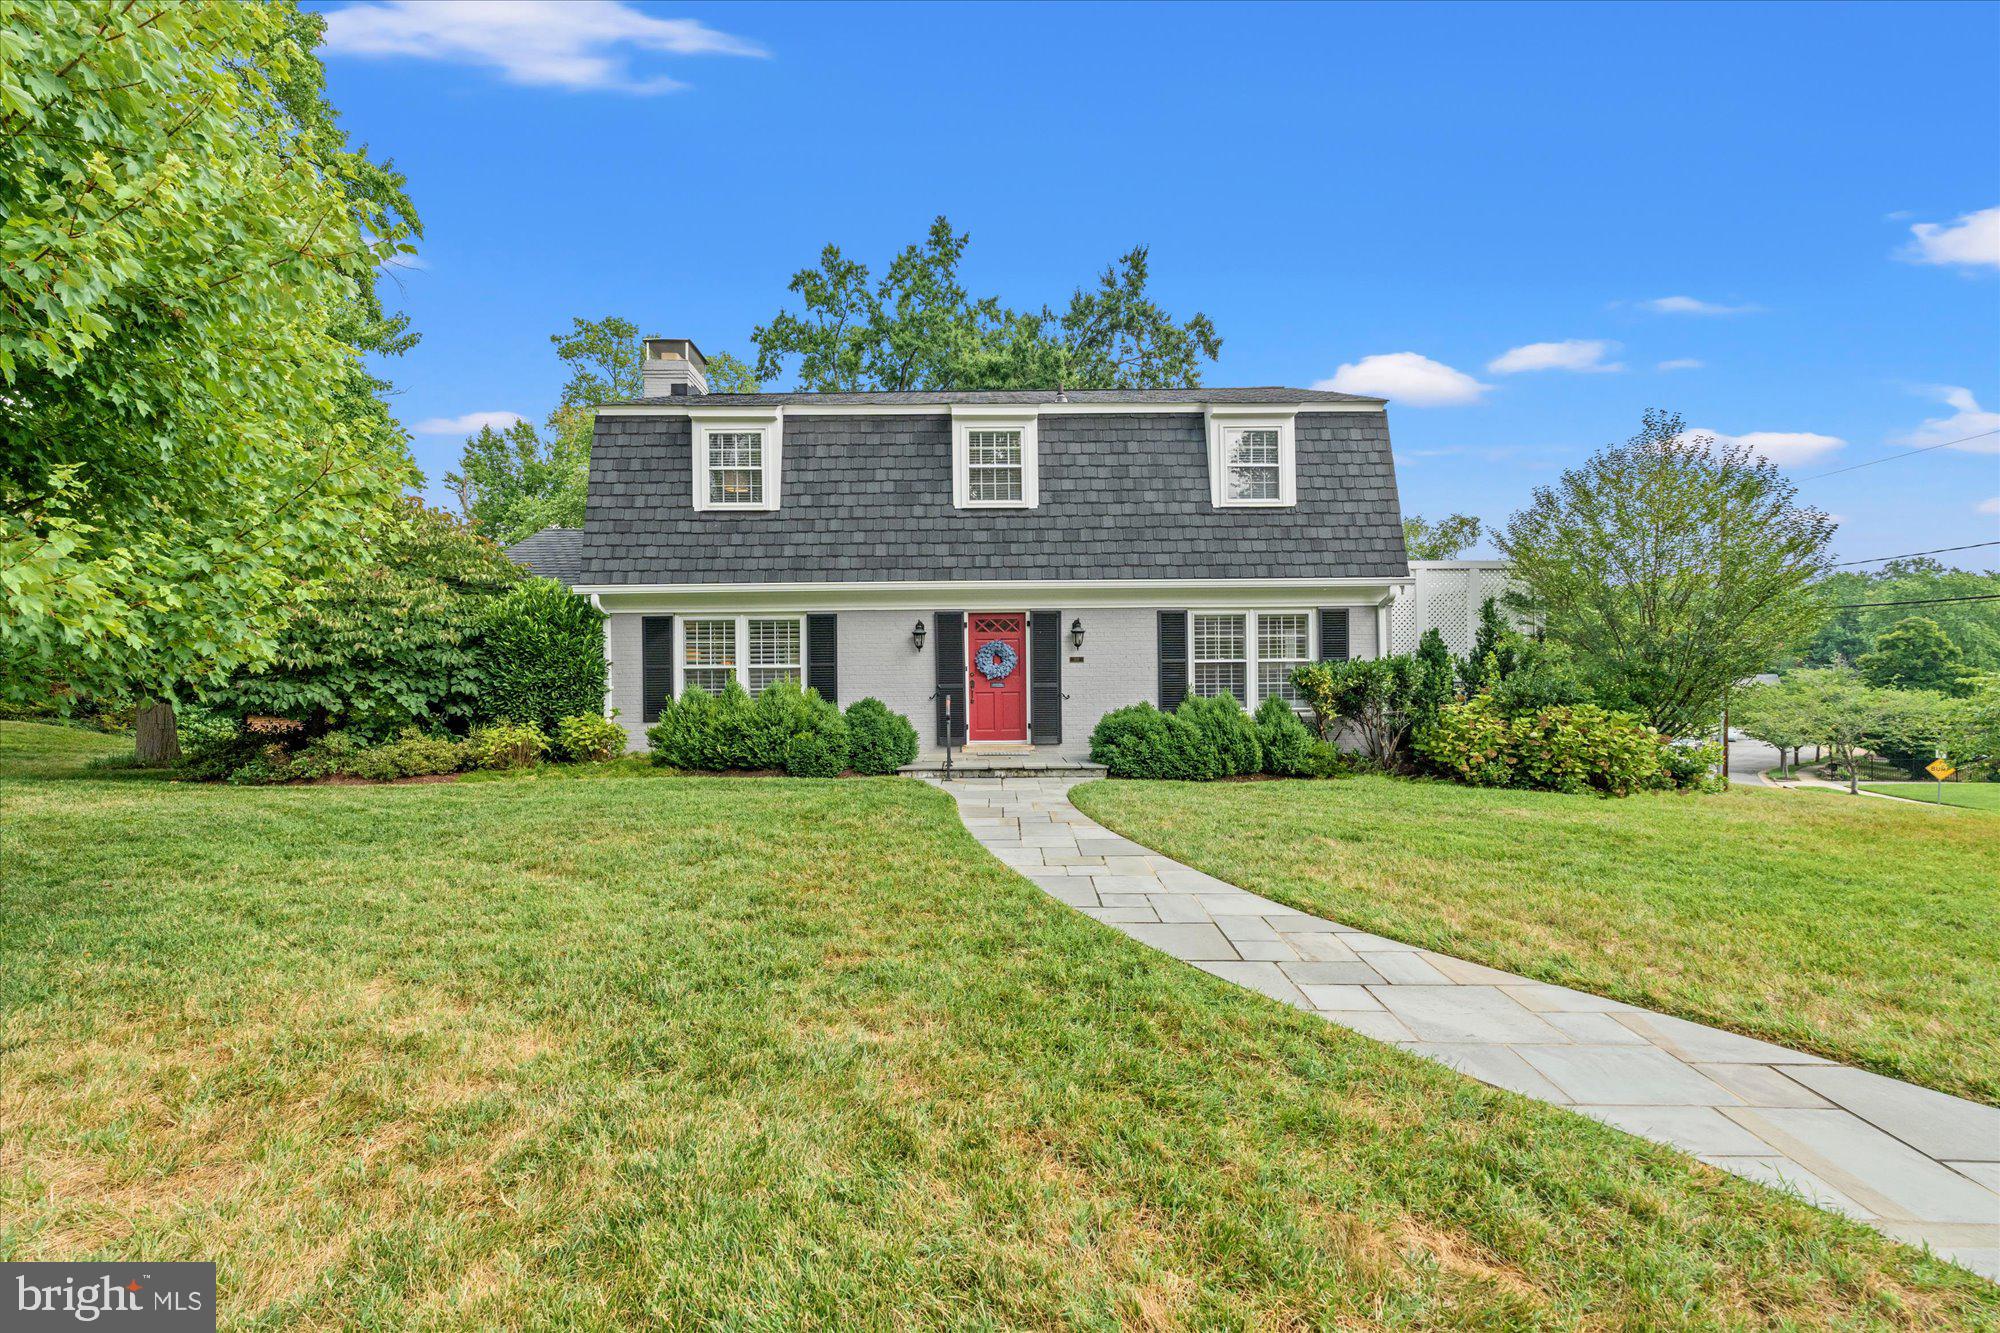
900,754 -> 1105,779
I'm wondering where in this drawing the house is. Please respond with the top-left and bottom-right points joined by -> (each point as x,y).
509,338 -> 1411,762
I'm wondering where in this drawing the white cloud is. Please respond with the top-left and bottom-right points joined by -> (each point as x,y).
1640,295 -> 1761,316
1656,358 -> 1704,372
1891,386 -> 2000,453
1317,353 -> 1489,406
1977,496 -> 1999,516
1900,206 -> 2000,270
411,410 -> 526,436
322,0 -> 766,94
1688,428 -> 1846,464
1487,339 -> 1622,374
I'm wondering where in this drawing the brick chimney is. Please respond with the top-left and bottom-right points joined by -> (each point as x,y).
642,337 -> 708,397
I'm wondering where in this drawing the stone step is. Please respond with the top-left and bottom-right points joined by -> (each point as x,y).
900,755 -> 1106,778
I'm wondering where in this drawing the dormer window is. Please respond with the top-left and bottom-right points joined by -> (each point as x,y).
1204,408 -> 1297,508
967,429 -> 1024,502
691,409 -> 782,512
952,408 -> 1039,508
707,430 -> 764,506
1225,428 -> 1281,501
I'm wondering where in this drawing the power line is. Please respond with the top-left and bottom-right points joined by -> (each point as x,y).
1832,593 -> 2000,610
1831,540 -> 2000,567
1800,428 -> 2000,480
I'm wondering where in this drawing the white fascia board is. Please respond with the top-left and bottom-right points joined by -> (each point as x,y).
580,577 -> 1408,615
595,401 -> 1384,419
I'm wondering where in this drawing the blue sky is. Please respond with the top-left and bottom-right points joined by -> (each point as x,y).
314,0 -> 2000,563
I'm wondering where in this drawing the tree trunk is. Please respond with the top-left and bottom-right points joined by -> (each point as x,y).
135,699 -> 181,767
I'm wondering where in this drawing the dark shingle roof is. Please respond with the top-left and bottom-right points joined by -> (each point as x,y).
505,526 -> 584,586
605,386 -> 1383,409
578,408 -> 1407,587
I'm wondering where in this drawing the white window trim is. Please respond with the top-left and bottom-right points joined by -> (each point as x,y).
1188,609 -> 1316,709
1204,407 -> 1297,508
951,408 -> 1039,509
691,408 -> 783,512
676,614 -> 806,695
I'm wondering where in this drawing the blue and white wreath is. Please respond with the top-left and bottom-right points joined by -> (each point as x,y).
974,639 -> 1019,683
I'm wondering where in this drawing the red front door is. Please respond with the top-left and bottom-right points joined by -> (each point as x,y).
967,613 -> 1029,741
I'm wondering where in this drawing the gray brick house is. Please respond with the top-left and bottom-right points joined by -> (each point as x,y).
510,338 -> 1411,760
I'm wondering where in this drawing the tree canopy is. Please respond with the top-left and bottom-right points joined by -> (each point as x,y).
1794,560 -> 2000,672
1402,513 -> 1483,561
1,1 -> 419,714
751,217 -> 1221,392
447,316 -> 758,543
1858,616 -> 1978,696
1495,410 -> 1836,736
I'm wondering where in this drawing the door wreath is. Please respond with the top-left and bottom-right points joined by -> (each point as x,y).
974,640 -> 1019,683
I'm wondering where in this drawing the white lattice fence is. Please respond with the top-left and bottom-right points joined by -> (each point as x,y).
1388,562 -> 1516,657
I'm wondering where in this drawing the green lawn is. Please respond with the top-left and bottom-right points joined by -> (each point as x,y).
3,723 -> 1993,1327
1073,776 -> 2000,1106
1862,781 -> 2000,813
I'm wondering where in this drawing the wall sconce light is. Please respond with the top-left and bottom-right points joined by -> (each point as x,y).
911,619 -> 928,651
1070,618 -> 1086,649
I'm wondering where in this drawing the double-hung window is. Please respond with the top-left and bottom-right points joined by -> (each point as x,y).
1191,611 -> 1314,708
1192,614 -> 1248,705
681,616 -> 804,696
706,430 -> 764,506
1204,410 -> 1296,508
1225,428 -> 1281,502
1257,613 -> 1312,706
966,429 -> 1024,502
951,409 -> 1039,508
691,411 -> 782,512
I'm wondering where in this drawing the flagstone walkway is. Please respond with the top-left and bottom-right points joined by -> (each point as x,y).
933,774 -> 2000,1281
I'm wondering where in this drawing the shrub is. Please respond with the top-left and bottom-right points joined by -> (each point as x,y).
1659,739 -> 1722,792
346,729 -> 467,781
477,578 -> 608,732
552,712 -> 627,763
467,720 -> 548,770
740,679 -> 823,770
218,500 -> 521,741
1254,695 -> 1318,777
845,698 -> 918,775
1292,656 -> 1423,768
1089,703 -> 1213,780
646,687 -> 712,768
288,730 -> 367,780
1177,693 -> 1261,777
1414,696 -> 1514,787
1305,740 -> 1358,778
783,698 -> 850,777
1415,698 -> 1680,798
645,681 -> 850,775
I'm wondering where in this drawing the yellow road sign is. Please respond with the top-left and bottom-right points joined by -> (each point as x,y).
1926,758 -> 1956,780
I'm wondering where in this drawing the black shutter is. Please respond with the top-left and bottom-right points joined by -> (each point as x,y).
641,615 -> 675,722
1318,608 -> 1350,661
1158,610 -> 1188,711
934,611 -> 967,746
1029,609 -> 1062,746
806,613 -> 838,704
